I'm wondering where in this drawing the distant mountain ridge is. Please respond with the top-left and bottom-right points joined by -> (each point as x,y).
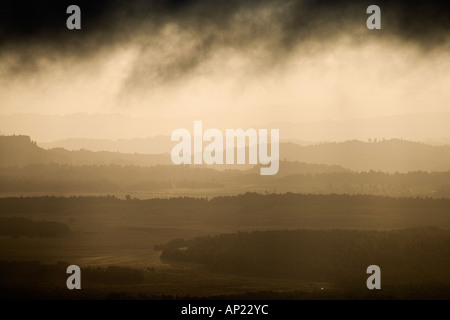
1,136 -> 450,198
1,112 -> 449,143
267,112 -> 450,143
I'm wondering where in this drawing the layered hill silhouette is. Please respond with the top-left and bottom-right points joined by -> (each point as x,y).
280,139 -> 450,172
2,135 -> 450,172
1,135 -> 450,197
2,112 -> 449,143
0,135 -> 171,167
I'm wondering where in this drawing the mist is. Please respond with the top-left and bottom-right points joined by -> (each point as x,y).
0,0 -> 449,139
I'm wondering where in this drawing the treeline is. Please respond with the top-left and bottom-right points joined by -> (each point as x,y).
159,228 -> 450,285
1,193 -> 449,230
0,261 -> 145,297
1,163 -> 449,197
0,217 -> 70,238
1,192 -> 450,213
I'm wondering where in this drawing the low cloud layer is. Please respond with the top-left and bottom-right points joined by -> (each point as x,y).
1,0 -> 449,83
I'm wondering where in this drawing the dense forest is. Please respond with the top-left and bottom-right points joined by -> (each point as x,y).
159,228 -> 450,285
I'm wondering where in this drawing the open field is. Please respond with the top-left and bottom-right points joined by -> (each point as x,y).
1,194 -> 450,266
0,194 -> 449,299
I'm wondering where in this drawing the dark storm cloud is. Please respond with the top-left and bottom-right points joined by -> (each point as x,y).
0,0 -> 449,81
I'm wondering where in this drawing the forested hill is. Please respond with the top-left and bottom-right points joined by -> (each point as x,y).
159,228 -> 450,285
0,135 -> 171,167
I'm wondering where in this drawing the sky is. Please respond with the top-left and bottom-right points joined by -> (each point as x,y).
0,0 -> 449,138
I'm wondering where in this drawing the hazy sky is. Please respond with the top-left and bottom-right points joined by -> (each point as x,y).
1,1 -> 449,132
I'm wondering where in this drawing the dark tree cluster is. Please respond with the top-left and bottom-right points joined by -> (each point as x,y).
160,228 -> 450,286
0,217 -> 70,238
